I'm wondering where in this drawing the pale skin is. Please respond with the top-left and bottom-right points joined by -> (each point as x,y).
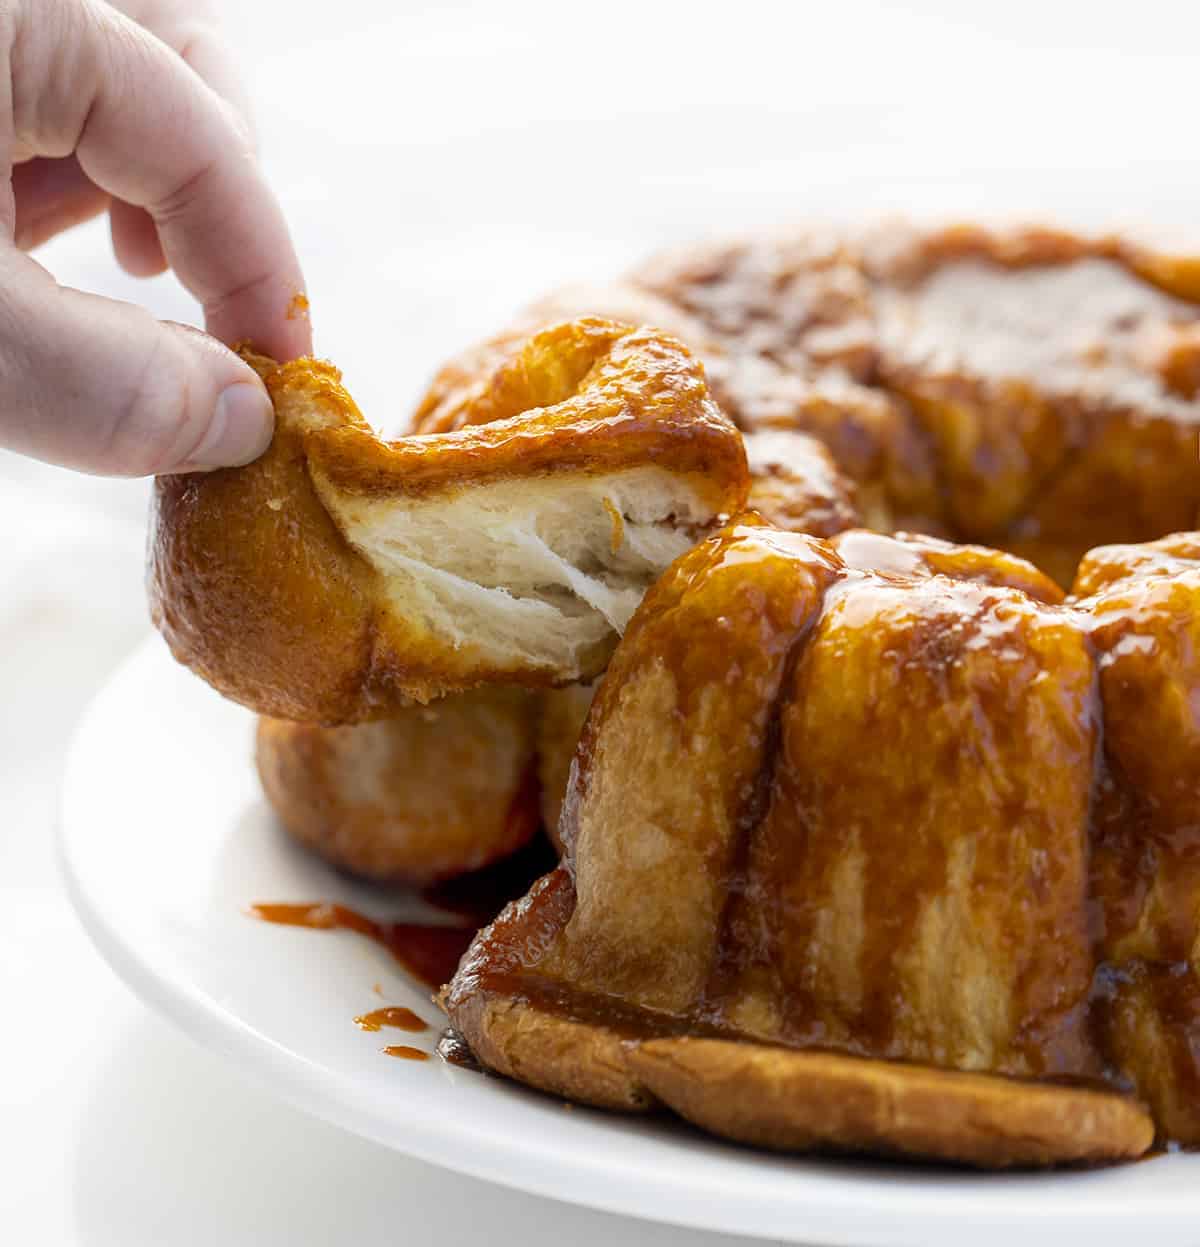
0,0 -> 310,475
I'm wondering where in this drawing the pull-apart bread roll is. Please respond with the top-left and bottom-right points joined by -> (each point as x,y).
440,521 -> 1200,1167
149,318 -> 748,722
256,688 -> 542,885
256,680 -> 601,881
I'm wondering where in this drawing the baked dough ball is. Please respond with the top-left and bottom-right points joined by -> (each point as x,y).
149,318 -> 748,722
1072,534 -> 1200,1143
743,430 -> 859,536
256,688 -> 540,885
440,521 -> 1200,1165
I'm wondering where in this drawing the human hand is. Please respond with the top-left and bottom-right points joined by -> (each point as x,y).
1,0 -> 310,475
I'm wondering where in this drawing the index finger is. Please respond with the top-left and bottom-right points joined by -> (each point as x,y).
6,0 -> 311,360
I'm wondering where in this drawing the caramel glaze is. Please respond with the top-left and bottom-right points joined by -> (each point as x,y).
446,523 -> 1200,1146
354,1006 -> 428,1034
631,224 -> 1200,589
382,1045 -> 429,1061
248,834 -> 557,989
248,903 -> 477,990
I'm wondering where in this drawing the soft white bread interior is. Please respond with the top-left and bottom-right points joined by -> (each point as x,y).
149,317 -> 749,721
326,466 -> 715,676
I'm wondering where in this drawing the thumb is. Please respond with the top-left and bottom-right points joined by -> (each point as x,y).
0,252 -> 274,476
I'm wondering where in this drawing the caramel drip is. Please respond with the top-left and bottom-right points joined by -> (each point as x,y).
354,1006 -> 428,1034
443,868 -> 577,1010
1088,771 -> 1200,962
247,903 -> 475,989
1150,965 -> 1200,1110
382,1045 -> 428,1061
697,584 -> 828,1024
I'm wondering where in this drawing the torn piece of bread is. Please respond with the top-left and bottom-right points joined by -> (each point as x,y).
148,318 -> 748,722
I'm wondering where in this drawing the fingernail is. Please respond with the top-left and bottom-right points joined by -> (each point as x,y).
189,382 -> 274,469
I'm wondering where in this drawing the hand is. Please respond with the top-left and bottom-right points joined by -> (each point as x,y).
1,0 -> 310,476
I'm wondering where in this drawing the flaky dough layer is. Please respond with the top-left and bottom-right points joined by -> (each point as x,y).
148,320 -> 748,722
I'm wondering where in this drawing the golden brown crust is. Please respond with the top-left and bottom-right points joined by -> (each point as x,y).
444,870 -> 1152,1164
442,520 -> 1200,1160
626,1038 -> 1153,1167
865,223 -> 1200,583
743,431 -> 860,536
149,354 -> 380,723
624,221 -> 1200,584
314,321 -> 743,497
256,688 -> 541,884
148,321 -> 748,721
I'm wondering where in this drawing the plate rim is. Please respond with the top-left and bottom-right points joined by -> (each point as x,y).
58,638 -> 1200,1246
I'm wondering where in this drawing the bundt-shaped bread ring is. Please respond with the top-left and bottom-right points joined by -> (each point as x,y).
864,223 -> 1200,584
418,222 -> 1200,582
255,689 -> 541,885
442,520 -> 1200,1165
148,319 -> 749,722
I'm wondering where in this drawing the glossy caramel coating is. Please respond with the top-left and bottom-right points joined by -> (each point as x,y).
624,222 -> 1200,584
149,322 -> 748,720
416,222 -> 1200,584
1068,536 -> 1200,1141
150,350 -> 379,723
867,223 -> 1200,583
624,229 -> 943,532
1078,536 -> 1200,966
443,521 -> 1200,1161
743,431 -> 860,536
256,688 -> 540,884
1096,964 -> 1200,1145
631,228 -> 876,379
524,276 -> 941,532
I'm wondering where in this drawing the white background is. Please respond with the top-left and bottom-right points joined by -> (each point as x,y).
2,1 -> 1198,1242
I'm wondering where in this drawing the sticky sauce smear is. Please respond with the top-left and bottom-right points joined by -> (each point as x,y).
248,835 -> 559,1069
247,835 -> 557,988
246,902 -> 476,989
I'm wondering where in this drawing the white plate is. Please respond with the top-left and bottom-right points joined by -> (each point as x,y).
61,639 -> 1200,1246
